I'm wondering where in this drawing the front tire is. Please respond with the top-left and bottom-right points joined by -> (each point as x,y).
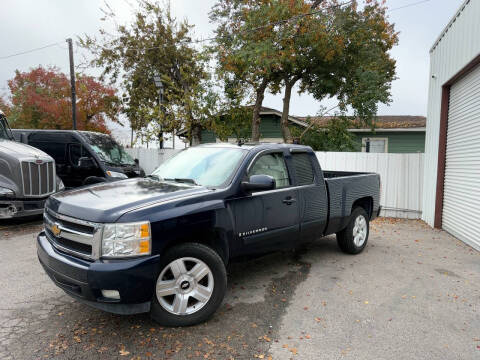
150,243 -> 227,327
336,207 -> 370,254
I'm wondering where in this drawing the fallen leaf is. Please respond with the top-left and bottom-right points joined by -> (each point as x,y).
282,344 -> 289,349
119,349 -> 130,356
314,317 -> 322,322
303,306 -> 309,310
290,347 -> 298,355
364,301 -> 369,304
305,334 -> 311,339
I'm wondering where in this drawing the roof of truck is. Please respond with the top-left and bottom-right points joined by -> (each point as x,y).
197,142 -> 313,152
11,129 -> 106,135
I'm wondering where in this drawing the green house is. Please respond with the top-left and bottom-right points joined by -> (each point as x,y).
181,107 -> 426,153
297,115 -> 426,153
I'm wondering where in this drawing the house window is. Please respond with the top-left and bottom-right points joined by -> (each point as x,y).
362,138 -> 388,153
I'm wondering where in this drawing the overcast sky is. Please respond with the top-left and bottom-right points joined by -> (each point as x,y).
0,0 -> 465,144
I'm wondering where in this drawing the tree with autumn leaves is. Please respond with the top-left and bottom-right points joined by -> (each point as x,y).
80,1 -> 217,145
4,66 -> 120,133
211,0 -> 398,143
74,0 -> 397,146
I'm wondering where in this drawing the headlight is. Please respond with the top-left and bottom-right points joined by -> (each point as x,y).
101,221 -> 151,258
57,180 -> 65,191
106,171 -> 128,179
0,187 -> 14,197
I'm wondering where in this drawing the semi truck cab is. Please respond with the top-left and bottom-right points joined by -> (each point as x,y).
0,110 -> 63,219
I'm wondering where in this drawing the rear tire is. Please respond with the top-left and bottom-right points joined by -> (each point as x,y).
150,243 -> 227,327
336,207 -> 369,254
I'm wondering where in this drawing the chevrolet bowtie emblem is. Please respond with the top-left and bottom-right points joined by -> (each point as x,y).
51,223 -> 61,237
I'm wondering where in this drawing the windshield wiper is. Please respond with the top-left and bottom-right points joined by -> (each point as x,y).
164,178 -> 199,186
147,174 -> 162,181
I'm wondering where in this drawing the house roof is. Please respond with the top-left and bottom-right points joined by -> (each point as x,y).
256,106 -> 308,127
176,106 -> 308,136
296,115 -> 426,131
177,107 -> 426,137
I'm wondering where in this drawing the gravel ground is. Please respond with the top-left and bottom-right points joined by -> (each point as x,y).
0,217 -> 478,360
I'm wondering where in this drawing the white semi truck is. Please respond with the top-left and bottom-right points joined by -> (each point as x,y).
0,110 -> 63,218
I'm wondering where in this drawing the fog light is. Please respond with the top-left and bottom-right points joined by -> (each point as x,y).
101,290 -> 120,300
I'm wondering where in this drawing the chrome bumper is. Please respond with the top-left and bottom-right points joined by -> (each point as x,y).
0,199 -> 46,219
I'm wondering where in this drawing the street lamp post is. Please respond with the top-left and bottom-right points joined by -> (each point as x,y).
153,72 -> 164,149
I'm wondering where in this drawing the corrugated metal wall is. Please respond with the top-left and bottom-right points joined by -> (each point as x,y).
316,152 -> 424,219
423,0 -> 480,226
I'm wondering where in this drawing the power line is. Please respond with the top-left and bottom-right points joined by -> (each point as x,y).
0,41 -> 63,60
388,0 -> 431,12
0,0 -> 430,60
116,0 -> 353,52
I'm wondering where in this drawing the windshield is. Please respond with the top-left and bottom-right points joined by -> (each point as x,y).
81,132 -> 135,166
152,147 -> 246,187
0,118 -> 13,140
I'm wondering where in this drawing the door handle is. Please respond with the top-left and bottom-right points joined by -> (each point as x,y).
282,197 -> 296,205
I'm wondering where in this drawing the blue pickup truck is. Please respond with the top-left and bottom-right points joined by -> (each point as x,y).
37,143 -> 381,326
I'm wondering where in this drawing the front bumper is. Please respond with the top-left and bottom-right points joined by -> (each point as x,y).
37,231 -> 160,315
0,199 -> 46,219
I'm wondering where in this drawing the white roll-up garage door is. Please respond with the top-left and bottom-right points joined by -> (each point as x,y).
442,63 -> 480,251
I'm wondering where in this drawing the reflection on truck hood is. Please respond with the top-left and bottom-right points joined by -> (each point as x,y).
47,178 -> 211,223
0,139 -> 50,158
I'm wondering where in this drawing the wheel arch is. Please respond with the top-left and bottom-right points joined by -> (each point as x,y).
352,196 -> 373,218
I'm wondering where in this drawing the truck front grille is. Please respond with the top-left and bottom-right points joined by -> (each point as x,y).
21,160 -> 55,197
43,209 -> 102,261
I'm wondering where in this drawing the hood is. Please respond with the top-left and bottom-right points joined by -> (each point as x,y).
0,139 -> 51,159
46,177 -> 211,223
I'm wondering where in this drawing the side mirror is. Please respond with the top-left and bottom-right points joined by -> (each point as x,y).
78,157 -> 96,169
134,158 -> 139,165
241,175 -> 276,193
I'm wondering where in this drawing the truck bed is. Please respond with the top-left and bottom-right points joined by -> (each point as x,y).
322,171 -> 381,235
323,170 -> 374,178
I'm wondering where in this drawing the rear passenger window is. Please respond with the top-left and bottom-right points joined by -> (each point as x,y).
30,142 -> 67,164
292,153 -> 314,185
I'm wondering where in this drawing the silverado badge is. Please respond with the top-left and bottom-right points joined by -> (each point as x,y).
51,223 -> 61,237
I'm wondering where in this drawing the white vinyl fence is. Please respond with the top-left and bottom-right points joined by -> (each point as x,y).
126,148 -> 181,175
126,148 -> 424,219
316,152 -> 424,219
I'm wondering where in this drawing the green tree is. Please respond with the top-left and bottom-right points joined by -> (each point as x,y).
275,0 -> 397,143
291,115 -> 356,152
212,0 -> 397,144
210,0 -> 281,142
80,0 -> 214,145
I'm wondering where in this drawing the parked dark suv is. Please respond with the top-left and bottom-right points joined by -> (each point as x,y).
12,130 -> 145,188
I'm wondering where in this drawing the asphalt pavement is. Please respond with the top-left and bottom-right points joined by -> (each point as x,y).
0,217 -> 478,360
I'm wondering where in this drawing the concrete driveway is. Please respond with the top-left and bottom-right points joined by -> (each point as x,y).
0,217 -> 479,359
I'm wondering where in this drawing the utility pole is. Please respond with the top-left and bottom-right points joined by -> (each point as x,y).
66,38 -> 77,130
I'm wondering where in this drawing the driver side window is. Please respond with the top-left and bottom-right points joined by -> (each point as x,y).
69,143 -> 88,166
248,153 -> 290,188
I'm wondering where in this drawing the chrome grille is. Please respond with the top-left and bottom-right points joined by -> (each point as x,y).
21,160 -> 55,197
44,209 -> 102,261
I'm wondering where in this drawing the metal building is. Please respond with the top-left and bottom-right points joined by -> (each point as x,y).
423,0 -> 480,250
